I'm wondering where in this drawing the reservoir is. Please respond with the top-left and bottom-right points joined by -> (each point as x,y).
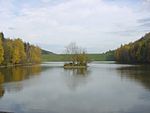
0,62 -> 150,113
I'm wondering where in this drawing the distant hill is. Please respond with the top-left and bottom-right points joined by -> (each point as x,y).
41,49 -> 55,55
115,32 -> 150,64
42,32 -> 150,63
42,51 -> 115,62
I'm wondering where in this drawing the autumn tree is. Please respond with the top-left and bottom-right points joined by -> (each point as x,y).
0,34 -> 4,64
0,32 -> 42,65
12,39 -> 26,64
0,32 -> 4,41
3,39 -> 13,64
24,43 -> 30,63
29,45 -> 41,63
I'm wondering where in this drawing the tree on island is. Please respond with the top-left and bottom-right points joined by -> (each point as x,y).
64,42 -> 88,68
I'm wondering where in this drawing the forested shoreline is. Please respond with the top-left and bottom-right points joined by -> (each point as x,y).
1,32 -> 150,65
0,32 -> 41,66
115,32 -> 150,64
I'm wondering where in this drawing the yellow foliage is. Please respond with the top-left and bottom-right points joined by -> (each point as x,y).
12,39 -> 26,64
0,37 -> 4,64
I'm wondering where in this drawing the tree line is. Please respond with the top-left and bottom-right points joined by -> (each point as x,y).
99,50 -> 115,61
0,32 -> 41,65
115,32 -> 150,64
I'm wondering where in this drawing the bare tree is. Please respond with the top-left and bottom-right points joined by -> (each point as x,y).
65,42 -> 88,66
65,42 -> 78,54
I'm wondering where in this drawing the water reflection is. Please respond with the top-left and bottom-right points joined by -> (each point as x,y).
0,72 -> 4,98
0,63 -> 150,113
0,65 -> 42,82
64,68 -> 90,90
0,65 -> 42,98
117,65 -> 150,90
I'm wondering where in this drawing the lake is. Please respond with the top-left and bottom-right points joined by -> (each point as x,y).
0,62 -> 150,113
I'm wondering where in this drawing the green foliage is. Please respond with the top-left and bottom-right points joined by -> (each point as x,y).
115,32 -> 150,64
42,52 -> 115,62
42,54 -> 70,61
99,50 -> 115,61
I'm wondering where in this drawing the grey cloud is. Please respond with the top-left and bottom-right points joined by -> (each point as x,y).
108,30 -> 139,37
136,16 -> 150,32
140,23 -> 150,28
107,24 -> 150,37
8,27 -> 15,30
144,0 -> 150,3
138,18 -> 150,23
137,17 -> 150,29
142,0 -> 150,9
0,0 -> 150,53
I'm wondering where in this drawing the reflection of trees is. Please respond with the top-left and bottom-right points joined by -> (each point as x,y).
0,65 -> 42,83
117,65 -> 150,90
0,65 -> 43,97
0,87 -> 4,98
64,68 -> 90,90
0,72 -> 4,98
0,72 -> 4,83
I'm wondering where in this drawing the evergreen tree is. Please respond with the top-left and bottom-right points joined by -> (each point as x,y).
115,32 -> 150,64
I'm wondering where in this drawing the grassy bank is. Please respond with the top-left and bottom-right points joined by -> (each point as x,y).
42,53 -> 114,62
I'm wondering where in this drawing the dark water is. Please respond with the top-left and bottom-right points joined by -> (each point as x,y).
0,62 -> 150,113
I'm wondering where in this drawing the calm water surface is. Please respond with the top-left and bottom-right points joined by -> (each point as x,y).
0,62 -> 150,113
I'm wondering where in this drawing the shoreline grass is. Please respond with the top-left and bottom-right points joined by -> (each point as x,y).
42,54 -> 109,62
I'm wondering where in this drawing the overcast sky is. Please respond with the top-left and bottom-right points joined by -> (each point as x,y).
0,0 -> 150,53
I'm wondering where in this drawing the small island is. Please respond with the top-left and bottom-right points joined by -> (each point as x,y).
63,43 -> 88,69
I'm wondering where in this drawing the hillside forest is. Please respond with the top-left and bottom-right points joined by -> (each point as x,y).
115,32 -> 150,64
